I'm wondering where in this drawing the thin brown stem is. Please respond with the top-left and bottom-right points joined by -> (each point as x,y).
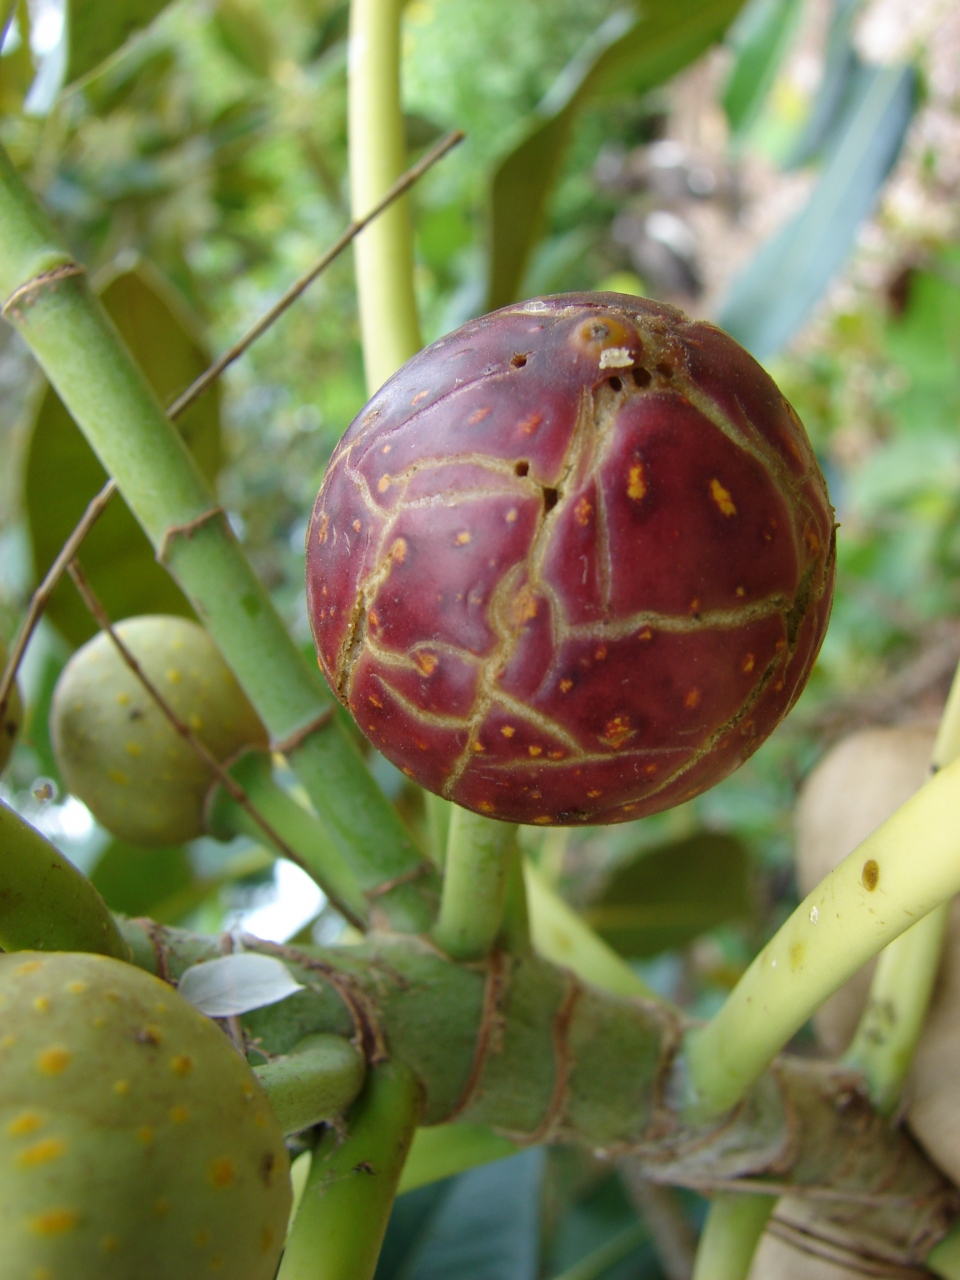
0,129 -> 465,724
66,559 -> 365,929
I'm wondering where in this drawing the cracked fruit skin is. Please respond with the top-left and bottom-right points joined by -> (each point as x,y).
0,950 -> 291,1280
51,615 -> 267,846
307,293 -> 835,825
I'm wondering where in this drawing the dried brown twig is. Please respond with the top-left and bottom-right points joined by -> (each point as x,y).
66,558 -> 366,930
0,129 -> 464,724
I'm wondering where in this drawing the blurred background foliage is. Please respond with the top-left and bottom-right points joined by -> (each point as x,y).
1,0 -> 960,1274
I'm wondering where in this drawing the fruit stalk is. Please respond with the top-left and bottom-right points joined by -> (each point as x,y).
843,662 -> 960,1112
277,1061 -> 421,1280
681,751 -> 960,1119
0,800 -> 130,958
691,1194 -> 775,1280
348,0 -> 422,394
0,142 -> 438,932
433,811 -> 519,960
253,1034 -> 366,1135
118,917 -> 959,1264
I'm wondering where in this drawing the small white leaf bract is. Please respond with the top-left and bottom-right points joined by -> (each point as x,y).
178,952 -> 304,1017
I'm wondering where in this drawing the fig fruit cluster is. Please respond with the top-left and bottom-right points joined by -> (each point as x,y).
0,951 -> 291,1280
307,293 -> 835,825
51,616 -> 266,846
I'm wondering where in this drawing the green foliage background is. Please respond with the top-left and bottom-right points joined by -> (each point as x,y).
1,0 -> 959,1274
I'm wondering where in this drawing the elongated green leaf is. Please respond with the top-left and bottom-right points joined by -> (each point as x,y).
722,0 -> 804,139
487,0 -> 745,310
90,839 -> 194,917
785,0 -> 860,168
66,0 -> 173,85
24,259 -> 221,647
718,62 -> 916,360
582,832 -> 750,959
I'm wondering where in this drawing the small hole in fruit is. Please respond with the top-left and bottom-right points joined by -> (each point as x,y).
511,353 -> 528,368
656,361 -> 674,378
542,487 -> 559,512
633,367 -> 652,388
515,460 -> 529,477
608,376 -> 622,392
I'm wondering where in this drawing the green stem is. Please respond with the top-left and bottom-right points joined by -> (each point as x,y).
691,1194 -> 775,1280
206,750 -> 369,928
348,0 -> 421,394
551,1223 -> 647,1280
682,752 -> 960,1119
398,1123 -> 519,1194
929,1222 -> 960,1278
843,661 -> 960,1113
524,860 -> 654,999
255,1033 -> 366,1135
433,809 -> 517,961
0,143 -> 439,933
277,1060 -> 421,1280
426,791 -> 451,866
0,798 -> 130,958
500,838 -> 532,953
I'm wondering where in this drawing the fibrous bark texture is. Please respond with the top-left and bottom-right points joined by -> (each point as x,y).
307,293 -> 835,824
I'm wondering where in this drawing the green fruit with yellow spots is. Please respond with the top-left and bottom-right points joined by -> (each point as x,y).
0,950 -> 291,1280
0,637 -> 23,774
50,616 -> 267,846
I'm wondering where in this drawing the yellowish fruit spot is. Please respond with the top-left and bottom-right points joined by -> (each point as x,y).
684,689 -> 701,709
501,725 -> 515,738
468,406 -> 490,424
29,1208 -> 80,1236
709,478 -> 737,517
32,1269 -> 53,1280
136,1126 -> 155,1146
37,1047 -> 70,1075
101,1235 -> 121,1254
511,587 -> 538,625
8,1111 -> 44,1136
559,679 -> 573,693
33,996 -> 50,1013
741,653 -> 755,673
209,1157 -> 236,1188
66,981 -> 88,995
377,475 -> 392,493
17,960 -> 44,974
528,745 -> 542,757
209,1255 -> 224,1270
124,741 -> 143,757
166,668 -> 181,683
18,1138 -> 66,1168
254,1113 -> 267,1128
602,716 -> 634,749
415,652 -> 438,676
190,715 -> 203,732
195,1229 -> 212,1248
478,801 -> 494,813
533,816 -> 551,825
627,463 -> 646,502
390,538 -> 407,563
505,508 -> 518,523
107,768 -> 129,786
455,530 -> 471,545
169,1106 -> 189,1124
113,1080 -> 130,1096
471,741 -> 485,753
116,691 -> 130,706
587,789 -> 602,798
574,497 -> 592,526
862,860 -> 880,892
153,1198 -> 170,1218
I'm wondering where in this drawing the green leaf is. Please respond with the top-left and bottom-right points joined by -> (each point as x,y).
486,0 -> 745,310
24,258 -> 221,647
582,832 -> 751,959
89,839 -> 194,918
722,0 -> 804,139
784,0 -> 860,169
0,1 -> 35,116
211,0 -> 275,78
718,62 -> 916,360
66,0 -> 174,85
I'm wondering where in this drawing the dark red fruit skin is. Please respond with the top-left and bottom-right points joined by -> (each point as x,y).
306,294 -> 835,826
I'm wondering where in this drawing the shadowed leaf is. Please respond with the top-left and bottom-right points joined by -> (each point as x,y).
66,0 -> 174,85
722,0 -> 804,139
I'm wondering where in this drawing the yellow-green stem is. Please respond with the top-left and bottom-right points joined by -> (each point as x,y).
433,809 -> 517,961
682,753 -> 960,1118
277,1060 -> 421,1280
348,0 -> 421,394
691,1194 -> 775,1280
844,659 -> 960,1112
255,1034 -> 366,1135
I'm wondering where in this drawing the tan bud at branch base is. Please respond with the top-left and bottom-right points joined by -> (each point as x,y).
748,1227 -> 865,1279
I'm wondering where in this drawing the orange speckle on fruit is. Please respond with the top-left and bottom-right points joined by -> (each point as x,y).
548,750 -> 564,759
112,1080 -> 130,1096
627,463 -> 647,502
377,475 -> 391,493
116,690 -> 130,706
153,1198 -> 171,1218
33,996 -> 50,1013
107,768 -> 129,785
390,538 -> 407,563
455,530 -> 471,545
505,508 -> 518,523
17,960 -> 44,974
709,478 -> 737,517
478,801 -> 494,813
411,389 -> 429,405
368,609 -> 380,629
559,679 -> 573,693
471,741 -> 485,753
528,745 -> 542,757
595,646 -> 607,661
316,514 -> 329,544
368,694 -> 383,709
805,526 -> 821,554
381,444 -> 391,454
195,1229 -> 212,1248
37,1047 -> 70,1076
415,652 -> 438,676
136,1126 -> 155,1146
574,497 -> 592,525
209,1158 -> 236,1188
18,1138 -> 66,1168
638,628 -> 653,641
101,1234 -> 121,1254
254,1112 -> 268,1128
29,1208 -> 80,1236
511,587 -> 538,625
125,740 -> 143,757
469,407 -> 490,424
689,598 -> 701,613
644,764 -> 658,775
533,816 -> 551,825
587,788 -> 602,798
684,688 -> 701,709
602,716 -> 634,748
517,411 -> 541,434
66,981 -> 87,995
8,1111 -> 43,1136
209,1256 -> 224,1271
166,668 -> 181,684
169,1106 -> 189,1124
501,725 -> 515,738
742,653 -> 755,673
735,586 -> 746,597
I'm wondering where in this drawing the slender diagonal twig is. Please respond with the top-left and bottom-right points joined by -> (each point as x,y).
66,558 -> 366,930
0,129 -> 465,724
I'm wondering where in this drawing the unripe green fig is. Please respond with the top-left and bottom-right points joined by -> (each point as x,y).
0,636 -> 23,774
0,950 -> 291,1280
50,616 -> 267,845
795,724 -> 936,1054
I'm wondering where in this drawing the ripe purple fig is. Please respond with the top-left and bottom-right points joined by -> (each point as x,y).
307,293 -> 835,825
